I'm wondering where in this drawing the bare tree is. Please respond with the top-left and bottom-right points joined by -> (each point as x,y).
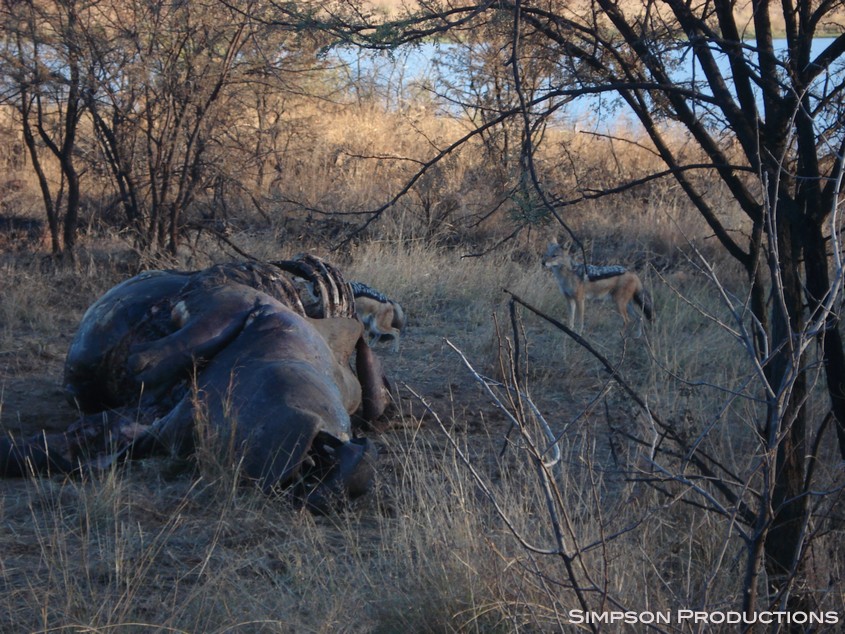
295,0 -> 845,624
73,0 -> 251,255
1,0 -> 86,259
73,0 -> 333,256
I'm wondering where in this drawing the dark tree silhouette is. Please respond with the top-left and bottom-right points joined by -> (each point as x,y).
286,0 -> 845,623
2,0 -> 86,259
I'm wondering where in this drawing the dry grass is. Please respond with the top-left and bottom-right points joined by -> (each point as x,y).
3,234 -> 833,633
1,99 -> 842,632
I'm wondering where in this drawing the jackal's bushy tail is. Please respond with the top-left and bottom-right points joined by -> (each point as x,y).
634,289 -> 654,321
390,301 -> 406,331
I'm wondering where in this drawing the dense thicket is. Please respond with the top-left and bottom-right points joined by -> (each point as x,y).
0,0 -> 337,256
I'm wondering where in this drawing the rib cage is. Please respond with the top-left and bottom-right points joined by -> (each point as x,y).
271,254 -> 355,320
187,261 -> 306,315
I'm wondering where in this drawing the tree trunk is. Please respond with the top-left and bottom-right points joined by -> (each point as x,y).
60,156 -> 80,259
804,223 -> 845,459
763,217 -> 813,620
19,96 -> 61,255
60,15 -> 81,261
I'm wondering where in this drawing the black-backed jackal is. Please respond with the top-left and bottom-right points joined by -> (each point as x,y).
541,241 -> 654,333
349,281 -> 406,351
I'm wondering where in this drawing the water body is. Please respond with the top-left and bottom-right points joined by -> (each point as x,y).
332,37 -> 842,131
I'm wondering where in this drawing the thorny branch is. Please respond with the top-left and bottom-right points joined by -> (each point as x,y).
404,365 -> 605,634
504,289 -> 757,527
402,380 -> 563,558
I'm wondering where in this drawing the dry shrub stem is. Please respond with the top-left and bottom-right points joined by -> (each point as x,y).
2,218 -> 843,629
505,289 -> 756,526
401,378 -> 602,634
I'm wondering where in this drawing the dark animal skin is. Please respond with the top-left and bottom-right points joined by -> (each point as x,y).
63,261 -> 306,412
0,436 -> 73,477
64,270 -> 191,412
0,409 -> 147,478
3,257 -> 389,511
124,301 -> 375,505
126,284 -> 273,398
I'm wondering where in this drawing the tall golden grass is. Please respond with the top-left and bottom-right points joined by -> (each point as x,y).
1,99 -> 841,632
0,243 -> 827,632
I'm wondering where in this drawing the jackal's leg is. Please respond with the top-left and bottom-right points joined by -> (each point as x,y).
566,297 -> 577,331
626,302 -> 644,337
614,294 -> 631,331
370,329 -> 400,352
575,290 -> 586,333
616,296 -> 631,329
371,307 -> 400,352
